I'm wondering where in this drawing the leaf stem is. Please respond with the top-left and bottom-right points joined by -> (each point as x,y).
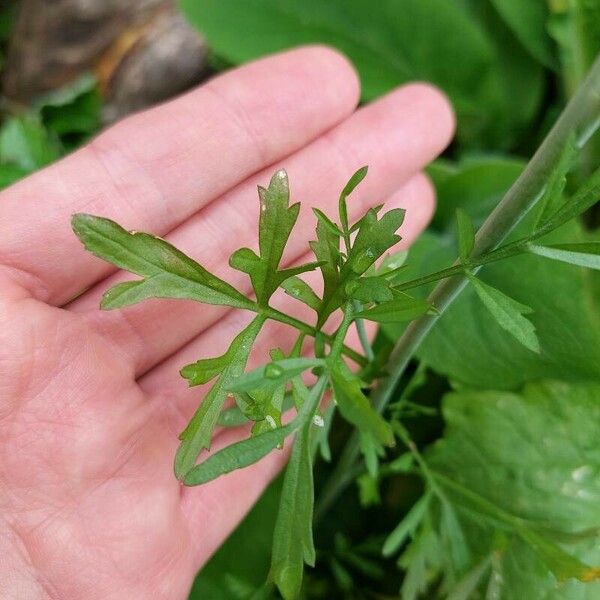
315,53 -> 600,520
261,306 -> 367,367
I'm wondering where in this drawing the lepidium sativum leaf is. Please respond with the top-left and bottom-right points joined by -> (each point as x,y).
72,214 -> 253,310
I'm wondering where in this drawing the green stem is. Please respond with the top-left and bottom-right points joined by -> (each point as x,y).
315,54 -> 600,520
261,306 -> 367,367
352,300 -> 375,361
330,303 -> 354,359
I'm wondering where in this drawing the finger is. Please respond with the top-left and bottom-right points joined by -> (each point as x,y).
73,83 -> 451,374
138,184 -> 433,428
0,46 -> 360,305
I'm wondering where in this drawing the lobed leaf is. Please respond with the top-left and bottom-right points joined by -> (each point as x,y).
468,274 -> 540,353
230,170 -> 314,305
72,214 -> 253,310
175,317 -> 265,478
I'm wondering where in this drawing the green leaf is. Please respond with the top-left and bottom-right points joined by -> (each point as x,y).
329,361 -> 394,449
529,242 -> 600,271
355,293 -> 435,324
72,214 -> 253,310
312,207 -> 343,237
533,136 -> 578,229
0,115 -> 60,170
175,317 -> 264,478
269,420 -> 315,599
184,377 -> 327,485
428,381 -> 600,594
179,0 -> 520,146
339,166 -> 368,233
184,419 -> 296,486
230,170 -> 315,305
440,499 -> 471,574
429,156 -> 525,230
310,209 -> 341,302
345,275 -> 393,303
539,166 -> 600,234
468,274 -> 540,353
37,73 -> 101,138
446,556 -> 492,600
228,358 -> 324,393
181,351 -> 235,387
383,492 -> 432,557
346,208 -> 405,275
488,0 -> 555,67
402,225 -> 600,389
280,276 -> 321,312
316,207 -> 405,326
456,208 -> 475,260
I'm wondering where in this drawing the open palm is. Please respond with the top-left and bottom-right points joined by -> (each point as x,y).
0,47 -> 453,599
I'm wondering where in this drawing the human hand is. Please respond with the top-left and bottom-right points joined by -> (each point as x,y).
0,47 -> 453,599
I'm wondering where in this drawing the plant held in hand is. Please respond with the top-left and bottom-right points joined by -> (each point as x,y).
73,148 -> 600,597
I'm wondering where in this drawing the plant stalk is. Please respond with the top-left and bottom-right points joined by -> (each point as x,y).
315,53 -> 600,521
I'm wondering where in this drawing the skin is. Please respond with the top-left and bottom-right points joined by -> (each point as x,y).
0,47 -> 454,599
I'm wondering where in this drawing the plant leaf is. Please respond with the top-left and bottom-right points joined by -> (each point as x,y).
72,214 -> 253,310
270,419 -> 315,599
339,165 -> 368,233
345,275 -> 394,303
329,361 -> 394,449
184,376 -> 327,486
229,358 -> 324,393
383,492 -> 432,557
355,293 -> 435,323
468,274 -> 539,353
488,0 -> 554,67
346,208 -> 405,275
533,136 -> 577,229
181,351 -> 235,387
175,317 -> 264,478
317,207 -> 405,325
528,242 -> 600,271
455,208 -> 475,260
446,555 -> 492,600
538,166 -> 600,234
280,276 -> 321,311
428,381 -> 600,593
229,170 -> 304,305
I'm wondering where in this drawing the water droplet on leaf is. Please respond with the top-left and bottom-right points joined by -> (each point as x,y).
265,363 -> 284,379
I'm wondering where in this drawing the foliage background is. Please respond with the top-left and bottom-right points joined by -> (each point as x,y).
1,1 -> 599,598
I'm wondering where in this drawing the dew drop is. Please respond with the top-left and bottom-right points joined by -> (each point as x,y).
312,415 -> 325,428
265,363 -> 284,379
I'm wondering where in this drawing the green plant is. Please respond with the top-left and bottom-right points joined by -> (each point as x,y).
72,52 -> 600,594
